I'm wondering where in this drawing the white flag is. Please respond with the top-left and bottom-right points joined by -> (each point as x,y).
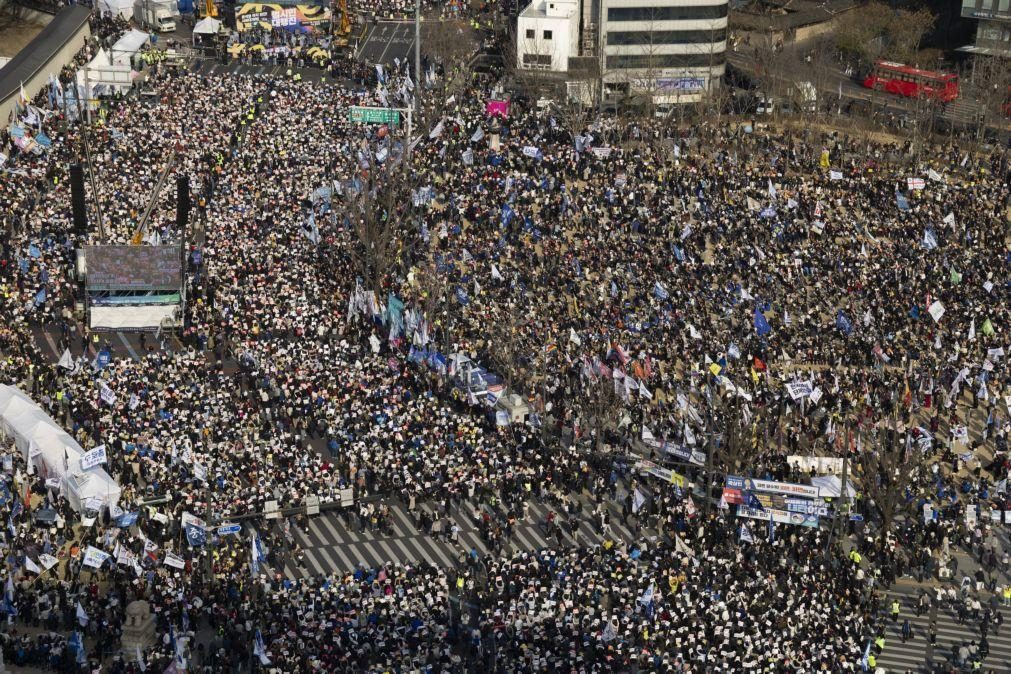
163,552 -> 186,569
569,328 -> 581,346
39,553 -> 59,570
80,445 -> 107,471
969,318 -> 976,341
82,546 -> 111,569
429,120 -> 444,139
928,301 -> 945,323
490,264 -> 503,281
76,601 -> 89,626
58,348 -> 73,369
24,557 -> 41,574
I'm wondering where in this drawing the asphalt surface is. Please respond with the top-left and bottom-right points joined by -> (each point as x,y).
356,20 -> 415,66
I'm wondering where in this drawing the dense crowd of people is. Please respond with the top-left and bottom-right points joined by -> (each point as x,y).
0,5 -> 1009,672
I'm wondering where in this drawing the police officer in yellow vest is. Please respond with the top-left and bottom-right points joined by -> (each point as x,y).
890,599 -> 900,622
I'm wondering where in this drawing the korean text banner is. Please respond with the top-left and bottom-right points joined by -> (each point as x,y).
236,4 -> 331,33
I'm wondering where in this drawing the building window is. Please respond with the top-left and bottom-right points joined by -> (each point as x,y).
606,52 -> 726,69
607,29 -> 727,46
522,53 -> 553,69
607,4 -> 728,22
526,29 -> 535,39
544,30 -> 553,40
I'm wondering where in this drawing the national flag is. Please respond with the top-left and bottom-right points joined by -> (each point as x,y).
76,601 -> 89,626
739,524 -> 754,543
922,228 -> 938,250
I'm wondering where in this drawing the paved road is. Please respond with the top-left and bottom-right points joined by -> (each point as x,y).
357,20 -> 415,66
876,583 -> 1011,672
261,496 -> 642,579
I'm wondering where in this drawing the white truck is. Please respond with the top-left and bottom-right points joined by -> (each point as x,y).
133,0 -> 178,33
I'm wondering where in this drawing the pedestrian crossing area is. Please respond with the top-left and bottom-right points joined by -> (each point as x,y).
875,589 -> 1011,672
268,498 -> 642,579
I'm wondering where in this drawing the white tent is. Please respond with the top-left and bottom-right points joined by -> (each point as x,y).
96,0 -> 134,19
63,467 -> 122,514
110,29 -> 151,66
192,16 -> 221,34
810,475 -> 857,499
0,385 -> 121,511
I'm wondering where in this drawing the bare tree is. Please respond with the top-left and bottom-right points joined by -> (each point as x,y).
574,376 -> 627,452
856,417 -> 922,553
834,1 -> 936,70
343,169 -> 422,295
970,56 -> 1011,143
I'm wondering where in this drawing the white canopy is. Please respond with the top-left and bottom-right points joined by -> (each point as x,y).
193,16 -> 222,34
110,29 -> 151,66
0,385 -> 121,512
810,475 -> 857,499
96,0 -> 134,19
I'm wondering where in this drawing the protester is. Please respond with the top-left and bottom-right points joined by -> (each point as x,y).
0,8 -> 1007,672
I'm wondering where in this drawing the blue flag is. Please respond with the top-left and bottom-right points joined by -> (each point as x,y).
500,204 -> 514,228
745,492 -> 765,512
455,287 -> 469,306
895,190 -> 910,212
836,310 -> 853,336
754,309 -> 771,336
922,228 -> 938,250
116,512 -> 139,528
653,282 -> 669,301
185,524 -> 206,547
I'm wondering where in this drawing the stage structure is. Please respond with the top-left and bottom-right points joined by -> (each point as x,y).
81,245 -> 185,332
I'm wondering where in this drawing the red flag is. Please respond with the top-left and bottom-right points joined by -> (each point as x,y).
752,356 -> 767,371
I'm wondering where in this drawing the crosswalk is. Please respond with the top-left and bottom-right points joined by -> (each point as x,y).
266,498 -> 641,579
876,588 -> 1011,672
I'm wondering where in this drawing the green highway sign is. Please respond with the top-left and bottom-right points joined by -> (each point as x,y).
348,106 -> 401,126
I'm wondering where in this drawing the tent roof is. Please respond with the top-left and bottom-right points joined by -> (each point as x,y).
111,29 -> 151,58
193,17 -> 222,34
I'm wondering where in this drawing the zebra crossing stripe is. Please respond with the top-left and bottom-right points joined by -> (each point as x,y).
389,506 -> 416,537
304,518 -> 328,547
302,547 -> 326,576
317,514 -> 349,544
293,523 -> 314,549
389,537 -> 418,564
313,545 -> 342,572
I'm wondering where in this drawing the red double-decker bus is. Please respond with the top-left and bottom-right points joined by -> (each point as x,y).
862,61 -> 960,102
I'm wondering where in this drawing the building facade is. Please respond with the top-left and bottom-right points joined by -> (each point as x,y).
960,0 -> 1011,57
600,0 -> 728,105
516,0 -> 582,73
